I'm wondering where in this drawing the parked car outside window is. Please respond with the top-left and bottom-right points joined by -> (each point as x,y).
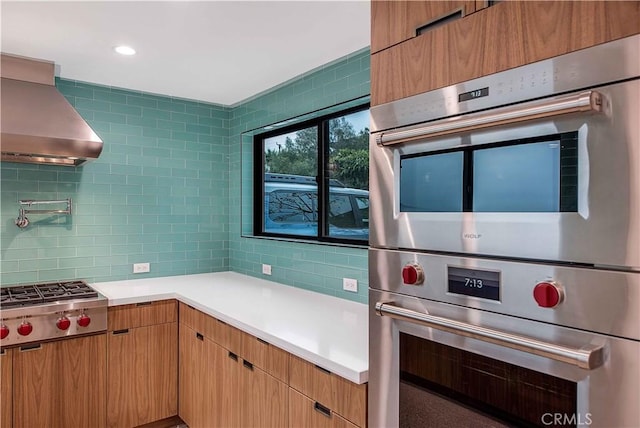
264,174 -> 369,240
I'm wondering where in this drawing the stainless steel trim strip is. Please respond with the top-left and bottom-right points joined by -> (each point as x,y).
375,301 -> 604,369
377,91 -> 602,146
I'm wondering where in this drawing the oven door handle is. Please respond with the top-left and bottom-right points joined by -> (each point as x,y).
376,90 -> 603,146
375,301 -> 604,370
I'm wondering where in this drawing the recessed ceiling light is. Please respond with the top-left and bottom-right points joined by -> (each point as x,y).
114,46 -> 136,56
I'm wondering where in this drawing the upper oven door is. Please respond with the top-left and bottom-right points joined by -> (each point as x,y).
369,78 -> 640,269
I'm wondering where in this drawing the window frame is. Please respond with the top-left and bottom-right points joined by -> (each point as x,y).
253,103 -> 370,245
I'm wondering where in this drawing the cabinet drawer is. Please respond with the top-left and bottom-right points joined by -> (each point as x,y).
179,303 -> 242,352
241,331 -> 289,383
108,299 -> 177,331
215,318 -> 243,355
289,388 -> 357,428
289,355 -> 367,427
179,302 -> 216,340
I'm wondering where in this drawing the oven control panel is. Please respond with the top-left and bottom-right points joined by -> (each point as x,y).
372,247 -> 640,340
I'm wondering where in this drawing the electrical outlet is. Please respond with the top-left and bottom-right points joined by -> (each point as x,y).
262,264 -> 272,275
343,278 -> 358,293
133,263 -> 150,273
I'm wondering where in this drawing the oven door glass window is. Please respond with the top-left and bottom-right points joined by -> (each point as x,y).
399,132 -> 578,213
400,332 -> 578,428
473,141 -> 560,212
400,151 -> 463,212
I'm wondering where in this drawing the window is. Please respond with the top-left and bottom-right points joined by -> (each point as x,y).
254,105 -> 369,244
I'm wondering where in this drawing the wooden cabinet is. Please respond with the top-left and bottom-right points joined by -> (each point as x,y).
179,302 -> 289,428
241,359 -> 288,428
371,0 -> 476,53
12,334 -> 106,428
178,323 -> 226,428
289,388 -> 357,428
370,1 -> 640,106
107,300 -> 178,428
289,355 -> 367,427
1,348 -> 12,428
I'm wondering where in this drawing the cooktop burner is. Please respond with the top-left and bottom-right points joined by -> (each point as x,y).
0,280 -> 98,308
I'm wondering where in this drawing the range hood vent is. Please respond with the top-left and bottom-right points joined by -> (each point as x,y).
1,54 -> 103,166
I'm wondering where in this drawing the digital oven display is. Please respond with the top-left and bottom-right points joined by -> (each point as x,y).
447,266 -> 500,301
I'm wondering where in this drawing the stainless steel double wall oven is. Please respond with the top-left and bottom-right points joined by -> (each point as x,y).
369,35 -> 640,427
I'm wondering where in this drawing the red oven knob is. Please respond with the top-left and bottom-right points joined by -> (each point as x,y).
0,325 -> 9,339
56,317 -> 71,331
533,281 -> 563,308
77,313 -> 91,328
17,321 -> 33,336
402,263 -> 424,285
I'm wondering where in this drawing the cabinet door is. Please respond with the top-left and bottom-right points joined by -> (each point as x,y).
289,388 -> 357,428
371,1 -> 640,105
107,322 -> 177,427
371,0 -> 476,53
240,359 -> 288,428
1,348 -> 12,428
179,324 -> 206,428
220,348 -> 242,427
13,335 -> 106,428
179,324 -> 226,428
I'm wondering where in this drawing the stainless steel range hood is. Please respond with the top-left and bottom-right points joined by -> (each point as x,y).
1,54 -> 103,166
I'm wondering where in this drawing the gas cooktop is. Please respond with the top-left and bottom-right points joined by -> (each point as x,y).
0,280 -> 99,308
0,280 -> 107,347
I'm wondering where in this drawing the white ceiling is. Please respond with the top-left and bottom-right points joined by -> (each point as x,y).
1,1 -> 370,106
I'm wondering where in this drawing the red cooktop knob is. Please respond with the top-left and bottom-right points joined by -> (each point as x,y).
402,263 -> 424,285
56,317 -> 71,331
77,314 -> 91,328
17,321 -> 33,336
533,281 -> 563,308
0,325 -> 9,340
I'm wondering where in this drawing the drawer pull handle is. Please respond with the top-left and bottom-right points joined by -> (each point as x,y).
257,338 -> 269,345
243,360 -> 254,371
416,8 -> 463,36
314,402 -> 332,418
196,332 -> 204,341
314,364 -> 331,375
113,329 -> 129,335
228,351 -> 238,361
20,343 -> 41,352
135,302 -> 152,306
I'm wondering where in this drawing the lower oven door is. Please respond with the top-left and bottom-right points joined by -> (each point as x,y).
369,289 -> 640,428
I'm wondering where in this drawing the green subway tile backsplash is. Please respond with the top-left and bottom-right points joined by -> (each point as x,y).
1,49 -> 370,304
229,48 -> 370,304
1,78 -> 230,285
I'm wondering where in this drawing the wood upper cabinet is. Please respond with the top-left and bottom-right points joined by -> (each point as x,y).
370,1 -> 640,106
371,0 -> 477,53
107,300 -> 178,428
12,334 -> 107,428
1,348 -> 13,428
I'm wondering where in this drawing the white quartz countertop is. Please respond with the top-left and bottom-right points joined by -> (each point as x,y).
92,272 -> 368,384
